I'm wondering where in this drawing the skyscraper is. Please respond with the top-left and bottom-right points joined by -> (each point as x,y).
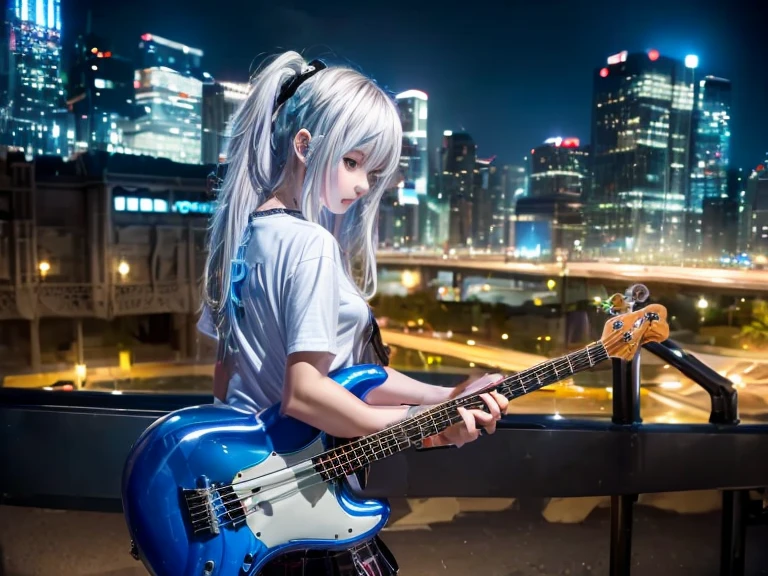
587,49 -> 695,261
529,137 -> 589,198
201,80 -> 249,164
441,131 -> 476,247
687,76 -> 732,256
394,90 -> 428,245
122,67 -> 203,164
121,34 -> 205,164
699,167 -> 739,261
517,137 -> 589,260
0,0 -> 66,156
66,33 -> 136,153
744,162 -> 768,256
137,33 -> 204,80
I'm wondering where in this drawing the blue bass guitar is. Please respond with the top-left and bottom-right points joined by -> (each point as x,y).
121,304 -> 667,575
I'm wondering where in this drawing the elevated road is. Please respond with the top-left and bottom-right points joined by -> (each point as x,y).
376,253 -> 768,291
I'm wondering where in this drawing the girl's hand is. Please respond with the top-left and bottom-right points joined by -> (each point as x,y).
429,373 -> 509,448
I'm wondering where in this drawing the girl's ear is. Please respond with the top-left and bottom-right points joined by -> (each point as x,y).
293,128 -> 312,165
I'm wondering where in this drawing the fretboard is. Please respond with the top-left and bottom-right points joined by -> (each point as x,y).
313,341 -> 608,481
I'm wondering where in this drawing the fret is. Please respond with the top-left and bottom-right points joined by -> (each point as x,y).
566,353 -> 574,373
351,443 -> 366,469
586,346 -> 593,366
426,411 -> 439,437
375,433 -> 389,458
552,361 -> 560,379
326,454 -> 343,478
340,444 -> 353,473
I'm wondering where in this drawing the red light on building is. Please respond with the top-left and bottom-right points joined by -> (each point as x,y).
141,33 -> 152,42
600,67 -> 609,78
648,49 -> 660,61
757,164 -> 765,172
104,51 -> 112,58
133,80 -> 141,89
561,138 -> 580,148
178,92 -> 189,99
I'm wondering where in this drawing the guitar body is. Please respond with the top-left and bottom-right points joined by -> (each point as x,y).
122,364 -> 391,576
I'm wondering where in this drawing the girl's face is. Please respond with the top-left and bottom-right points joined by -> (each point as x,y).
322,150 -> 380,214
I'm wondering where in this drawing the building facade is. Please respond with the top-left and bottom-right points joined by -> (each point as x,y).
0,150 -> 214,372
745,163 -> 768,256
137,33 -> 204,80
66,33 -> 136,154
0,0 -> 69,157
201,80 -> 249,165
687,76 -> 732,257
122,67 -> 203,164
377,90 -> 429,249
587,49 -> 695,262
514,193 -> 584,261
441,131 -> 476,247
529,137 -> 589,198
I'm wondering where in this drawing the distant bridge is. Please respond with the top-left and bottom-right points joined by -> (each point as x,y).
375,252 -> 768,292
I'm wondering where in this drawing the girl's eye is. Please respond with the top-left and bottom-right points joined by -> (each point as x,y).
344,158 -> 358,170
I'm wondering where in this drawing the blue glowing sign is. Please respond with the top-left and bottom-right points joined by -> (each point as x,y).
113,195 -> 214,216
172,200 -> 215,215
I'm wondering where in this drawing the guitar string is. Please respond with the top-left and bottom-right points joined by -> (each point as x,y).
187,331 -> 635,522
186,330 -> 633,521
201,344 -> 621,530
185,315 -> 656,521
183,343 -> 605,520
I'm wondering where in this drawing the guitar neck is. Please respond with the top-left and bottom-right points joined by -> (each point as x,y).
313,341 -> 609,482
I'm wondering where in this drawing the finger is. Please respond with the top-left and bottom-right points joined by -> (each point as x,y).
480,392 -> 501,420
469,407 -> 495,429
469,409 -> 496,434
489,391 -> 509,413
457,406 -> 476,432
456,407 -> 480,445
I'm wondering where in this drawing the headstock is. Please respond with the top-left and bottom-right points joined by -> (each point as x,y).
599,304 -> 669,360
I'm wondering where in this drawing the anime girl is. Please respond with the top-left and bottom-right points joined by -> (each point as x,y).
199,51 -> 508,575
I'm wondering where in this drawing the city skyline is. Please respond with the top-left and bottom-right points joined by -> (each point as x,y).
59,0 -> 765,168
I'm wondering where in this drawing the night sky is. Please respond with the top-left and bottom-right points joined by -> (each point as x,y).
62,0 -> 765,169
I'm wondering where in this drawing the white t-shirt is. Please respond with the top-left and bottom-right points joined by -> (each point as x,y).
198,208 -> 372,413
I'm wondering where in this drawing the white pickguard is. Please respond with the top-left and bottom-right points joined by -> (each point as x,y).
233,438 -> 382,548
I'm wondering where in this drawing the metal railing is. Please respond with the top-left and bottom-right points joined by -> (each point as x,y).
0,346 -> 766,575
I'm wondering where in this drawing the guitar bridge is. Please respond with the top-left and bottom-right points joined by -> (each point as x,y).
183,488 -> 220,535
183,485 -> 246,536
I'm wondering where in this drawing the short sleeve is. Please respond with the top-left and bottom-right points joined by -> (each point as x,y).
197,303 -> 218,341
283,255 -> 340,356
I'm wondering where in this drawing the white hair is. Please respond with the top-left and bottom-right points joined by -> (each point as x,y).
202,51 -> 403,322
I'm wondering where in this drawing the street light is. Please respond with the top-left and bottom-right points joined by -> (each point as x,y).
74,363 -> 87,389
118,260 -> 130,278
38,260 -> 50,278
684,54 -> 699,69
697,297 -> 708,310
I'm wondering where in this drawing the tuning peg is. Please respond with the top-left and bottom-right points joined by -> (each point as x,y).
625,284 -> 650,305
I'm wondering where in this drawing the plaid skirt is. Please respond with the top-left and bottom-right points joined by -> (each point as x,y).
258,536 -> 398,575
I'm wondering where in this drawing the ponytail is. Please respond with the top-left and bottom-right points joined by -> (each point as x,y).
201,51 -> 306,326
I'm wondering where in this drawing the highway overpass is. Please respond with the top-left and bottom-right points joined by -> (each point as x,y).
376,252 -> 768,291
